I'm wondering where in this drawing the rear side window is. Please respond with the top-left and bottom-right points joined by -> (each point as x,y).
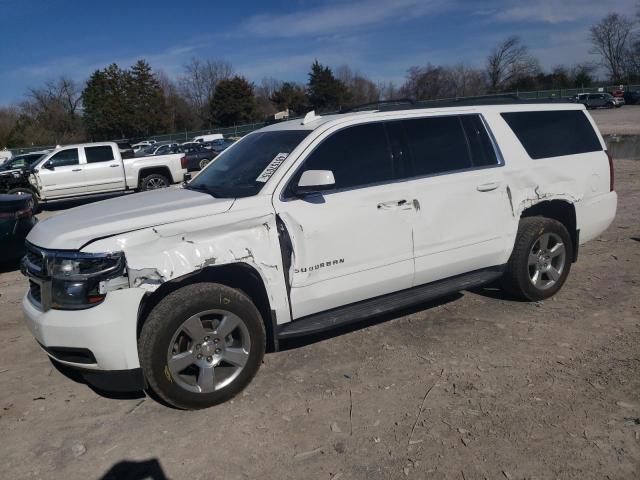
460,115 -> 499,167
85,146 -> 115,163
48,149 -> 79,167
403,116 -> 472,176
300,123 -> 394,190
501,110 -> 602,159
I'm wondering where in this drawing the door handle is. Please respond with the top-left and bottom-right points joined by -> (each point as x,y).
109,164 -> 119,168
72,168 -> 82,172
476,182 -> 500,192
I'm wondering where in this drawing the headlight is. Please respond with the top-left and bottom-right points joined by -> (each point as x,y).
48,252 -> 126,310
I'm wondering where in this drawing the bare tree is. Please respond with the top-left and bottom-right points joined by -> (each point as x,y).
336,65 -> 381,105
486,36 -> 540,91
22,76 -> 83,144
178,58 -> 233,127
589,13 -> 634,83
444,64 -> 487,97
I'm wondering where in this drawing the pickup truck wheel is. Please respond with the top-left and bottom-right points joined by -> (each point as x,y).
8,188 -> 39,212
138,283 -> 266,410
140,173 -> 170,191
501,217 -> 572,301
198,158 -> 211,170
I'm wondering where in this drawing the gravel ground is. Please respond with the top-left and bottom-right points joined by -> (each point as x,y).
590,105 -> 640,135
0,138 -> 639,479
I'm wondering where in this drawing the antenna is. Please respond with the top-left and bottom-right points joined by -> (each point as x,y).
301,110 -> 321,125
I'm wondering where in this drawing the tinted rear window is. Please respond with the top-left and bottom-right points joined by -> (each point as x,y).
403,116 -> 472,176
85,146 -> 115,163
501,110 -> 602,159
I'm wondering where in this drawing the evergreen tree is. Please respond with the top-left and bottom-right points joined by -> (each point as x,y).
270,82 -> 309,115
82,64 -> 129,139
126,60 -> 168,137
306,60 -> 349,111
208,76 -> 257,127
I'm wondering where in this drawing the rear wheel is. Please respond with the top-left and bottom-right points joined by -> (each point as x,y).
138,283 -> 266,410
501,217 -> 572,301
198,158 -> 211,170
139,173 -> 170,191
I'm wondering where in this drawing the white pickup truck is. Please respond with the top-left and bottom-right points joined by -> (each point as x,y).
27,142 -> 187,205
21,102 -> 617,410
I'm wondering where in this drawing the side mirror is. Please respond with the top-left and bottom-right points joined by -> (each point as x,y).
43,163 -> 55,171
295,170 -> 335,195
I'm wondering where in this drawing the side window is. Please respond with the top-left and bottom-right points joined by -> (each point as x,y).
460,115 -> 499,167
9,158 -> 27,169
403,116 -> 472,176
85,146 -> 115,163
48,149 -> 79,167
297,123 -> 394,190
501,110 -> 602,159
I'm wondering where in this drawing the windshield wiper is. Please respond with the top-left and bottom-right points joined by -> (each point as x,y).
184,183 -> 229,198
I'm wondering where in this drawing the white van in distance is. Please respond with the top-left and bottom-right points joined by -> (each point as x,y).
21,101 -> 616,409
192,133 -> 224,143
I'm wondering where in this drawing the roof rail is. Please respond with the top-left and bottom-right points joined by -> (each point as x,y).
377,94 -> 574,111
339,98 -> 415,113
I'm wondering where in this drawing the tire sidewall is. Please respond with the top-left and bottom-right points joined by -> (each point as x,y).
140,284 -> 265,409
141,174 -> 169,191
517,220 -> 573,301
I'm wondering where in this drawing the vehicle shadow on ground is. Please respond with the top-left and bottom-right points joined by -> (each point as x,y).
50,359 -> 146,400
278,292 -> 464,351
41,192 -> 130,212
99,458 -> 168,480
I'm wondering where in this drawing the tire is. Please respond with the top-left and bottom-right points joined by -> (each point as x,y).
8,188 -> 39,212
500,217 -> 573,301
139,173 -> 170,191
138,283 -> 266,410
198,158 -> 211,170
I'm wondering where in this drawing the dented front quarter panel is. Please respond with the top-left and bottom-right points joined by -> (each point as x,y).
83,195 -> 292,324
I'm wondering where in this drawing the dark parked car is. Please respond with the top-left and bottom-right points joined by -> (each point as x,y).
623,90 -> 640,105
181,144 -> 216,171
0,194 -> 37,264
574,93 -> 615,109
204,138 -> 235,154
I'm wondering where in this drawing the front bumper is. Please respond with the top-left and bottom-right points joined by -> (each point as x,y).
22,287 -> 146,371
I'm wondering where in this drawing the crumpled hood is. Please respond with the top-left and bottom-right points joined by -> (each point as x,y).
27,187 -> 234,250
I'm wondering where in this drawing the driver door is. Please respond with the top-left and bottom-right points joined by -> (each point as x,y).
274,122 -> 415,319
36,148 -> 86,198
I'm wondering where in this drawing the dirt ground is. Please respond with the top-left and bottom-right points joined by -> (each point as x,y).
0,127 -> 639,480
591,105 -> 640,135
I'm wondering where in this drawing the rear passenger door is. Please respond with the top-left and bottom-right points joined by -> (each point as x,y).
399,114 -> 515,286
274,122 -> 415,319
82,145 -> 126,193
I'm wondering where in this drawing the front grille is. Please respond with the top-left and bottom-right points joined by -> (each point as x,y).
29,280 -> 42,304
25,244 -> 45,273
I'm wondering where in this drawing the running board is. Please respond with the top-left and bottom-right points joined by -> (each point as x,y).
276,266 -> 504,340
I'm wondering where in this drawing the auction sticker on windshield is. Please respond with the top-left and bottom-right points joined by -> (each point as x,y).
256,153 -> 289,183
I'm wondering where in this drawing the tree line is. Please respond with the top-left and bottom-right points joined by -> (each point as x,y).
1,8 -> 639,149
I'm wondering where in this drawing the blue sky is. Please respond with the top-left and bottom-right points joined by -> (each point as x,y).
0,0 -> 637,106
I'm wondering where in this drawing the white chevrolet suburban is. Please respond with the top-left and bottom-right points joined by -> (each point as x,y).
21,102 -> 617,409
25,142 -> 187,207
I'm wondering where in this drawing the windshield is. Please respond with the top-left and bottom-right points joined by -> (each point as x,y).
187,130 -> 310,198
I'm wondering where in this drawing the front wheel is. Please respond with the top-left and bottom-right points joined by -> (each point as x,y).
501,217 -> 573,301
138,283 -> 266,409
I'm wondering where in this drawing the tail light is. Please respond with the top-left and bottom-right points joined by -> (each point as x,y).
0,206 -> 33,220
605,149 -> 614,192
180,156 -> 188,169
